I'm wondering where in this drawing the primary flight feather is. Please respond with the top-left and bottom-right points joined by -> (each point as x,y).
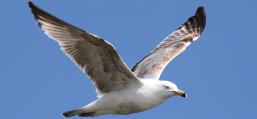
28,1 -> 206,117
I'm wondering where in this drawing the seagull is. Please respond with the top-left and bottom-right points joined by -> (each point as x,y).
28,1 -> 206,117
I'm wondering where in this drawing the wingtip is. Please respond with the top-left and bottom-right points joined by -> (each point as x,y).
195,6 -> 206,32
28,0 -> 36,10
28,0 -> 33,6
28,0 -> 39,20
197,6 -> 205,12
196,6 -> 205,16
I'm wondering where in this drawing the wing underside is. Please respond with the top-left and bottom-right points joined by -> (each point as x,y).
28,1 -> 139,95
131,7 -> 206,79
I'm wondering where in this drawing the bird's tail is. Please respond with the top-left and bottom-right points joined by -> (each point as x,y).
62,108 -> 97,117
62,109 -> 81,118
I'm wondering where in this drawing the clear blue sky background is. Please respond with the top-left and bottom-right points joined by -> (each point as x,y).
1,0 -> 257,119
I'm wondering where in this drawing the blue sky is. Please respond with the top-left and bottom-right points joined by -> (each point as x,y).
1,0 -> 257,119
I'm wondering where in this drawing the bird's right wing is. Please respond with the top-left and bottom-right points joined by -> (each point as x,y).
28,2 -> 140,96
132,7 -> 206,79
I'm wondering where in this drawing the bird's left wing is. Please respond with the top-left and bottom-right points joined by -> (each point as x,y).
28,2 -> 140,96
132,7 -> 206,79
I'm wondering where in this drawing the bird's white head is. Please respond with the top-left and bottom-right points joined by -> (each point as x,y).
159,80 -> 187,99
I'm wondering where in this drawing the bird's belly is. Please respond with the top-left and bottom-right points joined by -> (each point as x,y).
114,91 -> 164,114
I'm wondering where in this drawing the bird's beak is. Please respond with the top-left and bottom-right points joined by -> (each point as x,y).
175,90 -> 187,98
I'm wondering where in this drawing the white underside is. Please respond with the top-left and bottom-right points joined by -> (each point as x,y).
79,79 -> 172,116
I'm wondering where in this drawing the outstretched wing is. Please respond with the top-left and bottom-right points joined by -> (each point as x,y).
131,7 -> 206,79
28,2 -> 139,95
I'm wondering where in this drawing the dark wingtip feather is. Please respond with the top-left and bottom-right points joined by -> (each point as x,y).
28,1 -> 36,11
28,1 -> 44,28
28,1 -> 79,30
182,6 -> 206,37
195,6 -> 206,32
28,1 -> 42,20
196,6 -> 205,13
28,1 -> 49,19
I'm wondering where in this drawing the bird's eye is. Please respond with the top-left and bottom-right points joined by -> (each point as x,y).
163,85 -> 169,89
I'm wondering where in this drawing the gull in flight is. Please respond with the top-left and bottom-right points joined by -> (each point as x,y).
28,1 -> 206,117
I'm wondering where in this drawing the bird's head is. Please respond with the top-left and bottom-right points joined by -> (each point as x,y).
159,80 -> 187,99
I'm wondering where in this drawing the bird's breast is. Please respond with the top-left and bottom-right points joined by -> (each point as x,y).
114,87 -> 165,114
